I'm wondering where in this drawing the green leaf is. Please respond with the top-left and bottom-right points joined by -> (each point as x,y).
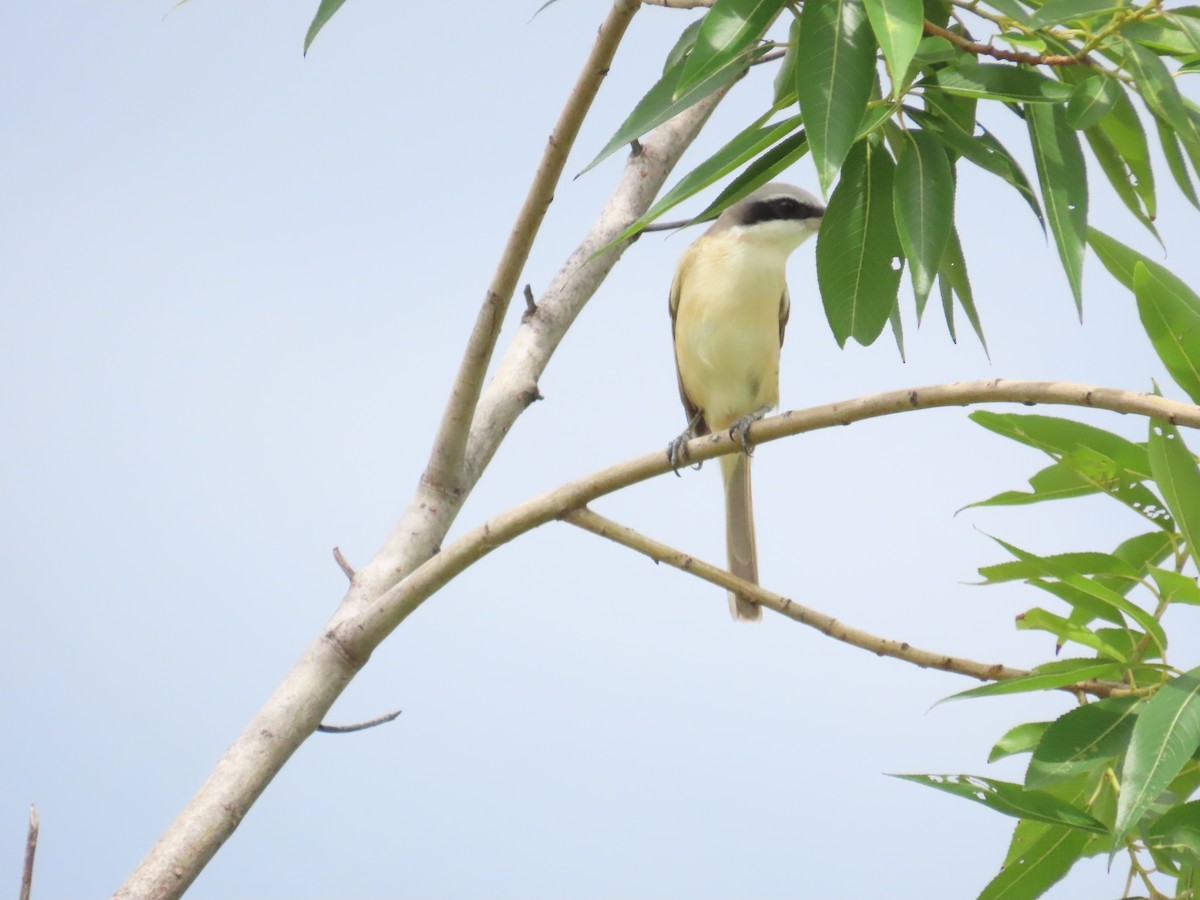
1027,697 -> 1141,788
689,129 -> 811,222
676,0 -> 784,99
1149,418 -> 1200,559
304,0 -> 348,54
817,140 -> 903,347
979,551 -> 1139,584
1148,566 -> 1200,606
664,19 -> 706,74
1125,41 -> 1200,145
893,129 -> 954,308
939,226 -> 988,352
1156,116 -> 1200,210
1123,18 -> 1200,56
969,462 -> 1103,508
611,114 -> 805,246
1066,75 -> 1122,131
894,774 -> 1109,833
990,722 -> 1052,763
931,64 -> 1074,103
978,824 -> 1092,900
908,105 -> 1044,229
1027,102 -> 1088,313
1147,801 -> 1200,868
1084,120 -> 1161,241
864,0 -> 923,91
581,25 -> 766,175
773,15 -> 802,105
1092,87 -> 1157,221
1113,667 -> 1200,848
1029,0 -> 1126,27
1016,606 -> 1129,658
993,537 -> 1169,657
1134,261 -> 1200,404
943,659 -> 1128,702
969,412 -> 1149,473
797,0 -> 879,192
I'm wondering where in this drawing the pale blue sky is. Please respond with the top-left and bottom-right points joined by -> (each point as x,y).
4,2 -> 1200,898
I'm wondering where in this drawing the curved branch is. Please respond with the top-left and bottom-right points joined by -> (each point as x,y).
923,20 -> 1094,66
562,507 -> 1130,698
341,380 -> 1200,645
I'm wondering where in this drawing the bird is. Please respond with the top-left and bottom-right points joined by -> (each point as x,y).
667,182 -> 824,621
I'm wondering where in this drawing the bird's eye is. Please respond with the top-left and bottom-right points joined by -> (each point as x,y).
778,198 -> 800,217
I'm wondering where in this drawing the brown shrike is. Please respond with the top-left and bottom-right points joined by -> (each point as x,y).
667,182 -> 824,621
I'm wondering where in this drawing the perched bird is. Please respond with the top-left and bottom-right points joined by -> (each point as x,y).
667,182 -> 824,621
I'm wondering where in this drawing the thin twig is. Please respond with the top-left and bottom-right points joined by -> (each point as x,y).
332,547 -> 355,582
522,284 -> 537,323
316,710 -> 402,734
561,507 -> 1129,698
923,20 -> 1093,65
20,805 -> 39,900
421,0 -> 640,498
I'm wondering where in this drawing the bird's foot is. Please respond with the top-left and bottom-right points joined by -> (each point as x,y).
728,406 -> 772,455
667,430 -> 697,475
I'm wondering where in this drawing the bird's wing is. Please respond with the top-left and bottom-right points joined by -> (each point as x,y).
669,246 -> 708,435
779,284 -> 791,347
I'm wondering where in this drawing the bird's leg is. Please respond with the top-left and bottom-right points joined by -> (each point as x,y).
667,412 -> 705,476
728,406 -> 772,455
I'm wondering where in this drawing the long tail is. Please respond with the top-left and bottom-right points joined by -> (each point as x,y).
720,452 -> 760,621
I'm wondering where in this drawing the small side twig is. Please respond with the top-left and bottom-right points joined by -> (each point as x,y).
316,709 -> 402,734
923,20 -> 1094,66
522,284 -> 538,323
20,804 -> 39,900
561,506 -> 1131,699
332,547 -> 355,582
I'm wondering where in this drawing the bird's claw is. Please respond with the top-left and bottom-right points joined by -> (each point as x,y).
667,433 -> 691,476
728,406 -> 771,456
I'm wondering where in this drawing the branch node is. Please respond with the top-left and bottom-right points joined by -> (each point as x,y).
333,547 -> 356,582
630,138 -> 643,156
317,709 -> 403,734
522,284 -> 538,323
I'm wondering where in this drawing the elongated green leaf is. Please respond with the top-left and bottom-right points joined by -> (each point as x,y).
1016,606 -> 1127,658
797,0 -> 878,191
1030,0 -> 1126,27
664,19 -> 706,74
1147,801 -> 1200,868
995,537 -> 1168,656
612,114 -> 804,246
1089,228 -> 1165,291
304,0 -> 348,54
968,462 -> 1103,509
1114,666 -> 1200,848
932,64 -> 1074,103
690,129 -> 811,222
1084,121 -> 1161,241
676,0 -> 784,98
1027,697 -> 1141,788
1149,418 -> 1200,560
1027,102 -> 1088,313
864,0 -> 923,91
1093,87 -> 1157,220
908,105 -> 1044,228
773,15 -> 803,104
1123,18 -> 1200,55
893,129 -> 953,307
1067,75 -> 1121,131
1148,566 -> 1200,606
1156,116 -> 1200,210
938,267 -> 956,338
582,29 -> 766,175
979,823 -> 1092,900
969,412 -> 1149,474
990,722 -> 1052,763
817,140 -> 903,347
1125,40 -> 1200,144
894,774 -> 1109,833
980,552 -> 1139,585
1032,579 -> 1129,628
1134,261 -> 1200,404
943,659 -> 1127,702
939,226 -> 988,351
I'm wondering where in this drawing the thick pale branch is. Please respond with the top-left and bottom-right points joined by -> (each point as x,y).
114,26 -> 729,899
561,507 -> 1130,698
423,0 -> 639,496
341,380 -> 1200,645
